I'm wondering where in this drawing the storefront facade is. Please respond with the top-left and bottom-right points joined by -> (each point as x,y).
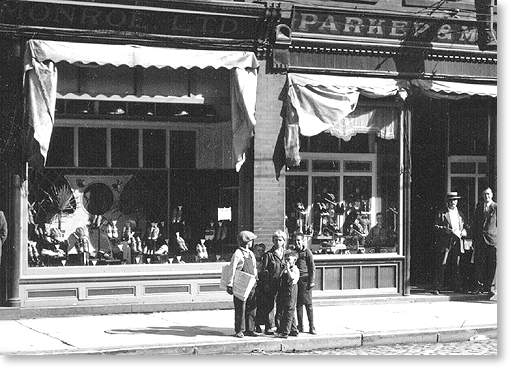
0,0 -> 273,308
266,0 -> 497,294
0,0 -> 497,309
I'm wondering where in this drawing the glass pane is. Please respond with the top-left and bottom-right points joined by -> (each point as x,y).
309,132 -> 340,153
451,177 -> 475,226
66,100 -> 95,115
344,161 -> 372,172
341,176 -> 372,253
343,176 -> 372,213
478,162 -> 488,175
143,130 -> 166,168
311,177 -> 340,242
46,127 -> 74,167
451,162 -> 476,174
286,176 -> 309,235
111,129 -> 139,168
170,131 -> 196,169
372,138 -> 399,254
341,134 -> 369,153
78,128 -> 106,167
449,100 -> 488,155
312,160 -> 340,172
287,160 -> 308,172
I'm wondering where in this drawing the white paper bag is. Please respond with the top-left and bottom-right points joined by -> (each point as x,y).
232,270 -> 256,301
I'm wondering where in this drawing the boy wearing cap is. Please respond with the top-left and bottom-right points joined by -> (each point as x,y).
432,191 -> 468,295
226,230 -> 258,338
259,230 -> 286,334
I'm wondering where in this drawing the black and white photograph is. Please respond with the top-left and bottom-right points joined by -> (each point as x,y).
0,0 -> 502,360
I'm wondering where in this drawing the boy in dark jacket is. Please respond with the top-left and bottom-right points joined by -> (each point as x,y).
294,233 -> 317,334
275,249 -> 300,339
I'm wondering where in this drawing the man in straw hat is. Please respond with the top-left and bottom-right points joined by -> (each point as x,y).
226,230 -> 258,338
431,191 -> 468,295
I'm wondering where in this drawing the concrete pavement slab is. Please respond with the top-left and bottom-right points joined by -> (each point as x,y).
0,320 -> 73,353
0,299 -> 497,355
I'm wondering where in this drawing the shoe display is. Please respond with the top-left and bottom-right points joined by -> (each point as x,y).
234,332 -> 244,338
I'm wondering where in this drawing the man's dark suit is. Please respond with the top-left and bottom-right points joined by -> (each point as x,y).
472,201 -> 497,292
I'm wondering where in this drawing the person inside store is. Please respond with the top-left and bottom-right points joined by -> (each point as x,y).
226,230 -> 258,338
294,232 -> 317,334
37,223 -> 67,266
365,212 -> 395,253
0,209 -> 7,268
252,242 -> 267,333
275,249 -> 300,339
259,230 -> 286,335
472,187 -> 497,299
432,192 -> 468,295
67,226 -> 94,266
195,236 -> 209,262
169,206 -> 188,263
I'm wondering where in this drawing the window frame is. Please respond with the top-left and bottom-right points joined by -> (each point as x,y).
50,118 -> 200,170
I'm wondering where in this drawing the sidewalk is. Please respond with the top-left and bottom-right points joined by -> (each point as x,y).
0,294 -> 497,356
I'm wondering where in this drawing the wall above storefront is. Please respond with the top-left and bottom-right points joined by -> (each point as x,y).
0,0 -> 272,53
271,1 -> 497,82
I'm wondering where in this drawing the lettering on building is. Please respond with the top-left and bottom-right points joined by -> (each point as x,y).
0,1 -> 255,39
293,10 -> 480,46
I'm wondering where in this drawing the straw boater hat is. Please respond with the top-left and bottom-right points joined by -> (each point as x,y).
445,191 -> 461,200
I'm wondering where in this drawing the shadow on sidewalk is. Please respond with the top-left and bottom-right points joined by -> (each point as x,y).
105,325 -> 231,337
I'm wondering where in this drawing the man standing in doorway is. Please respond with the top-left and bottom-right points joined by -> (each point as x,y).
472,187 -> 497,299
432,192 -> 467,295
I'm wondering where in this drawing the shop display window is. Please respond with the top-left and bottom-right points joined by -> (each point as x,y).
26,62 -> 239,269
27,167 -> 240,268
286,132 -> 400,256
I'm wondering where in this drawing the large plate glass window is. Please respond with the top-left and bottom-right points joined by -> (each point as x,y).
285,122 -> 401,256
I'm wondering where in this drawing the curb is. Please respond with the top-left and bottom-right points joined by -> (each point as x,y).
8,325 -> 497,356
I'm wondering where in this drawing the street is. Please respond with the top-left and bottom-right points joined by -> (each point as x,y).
248,338 -> 497,356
